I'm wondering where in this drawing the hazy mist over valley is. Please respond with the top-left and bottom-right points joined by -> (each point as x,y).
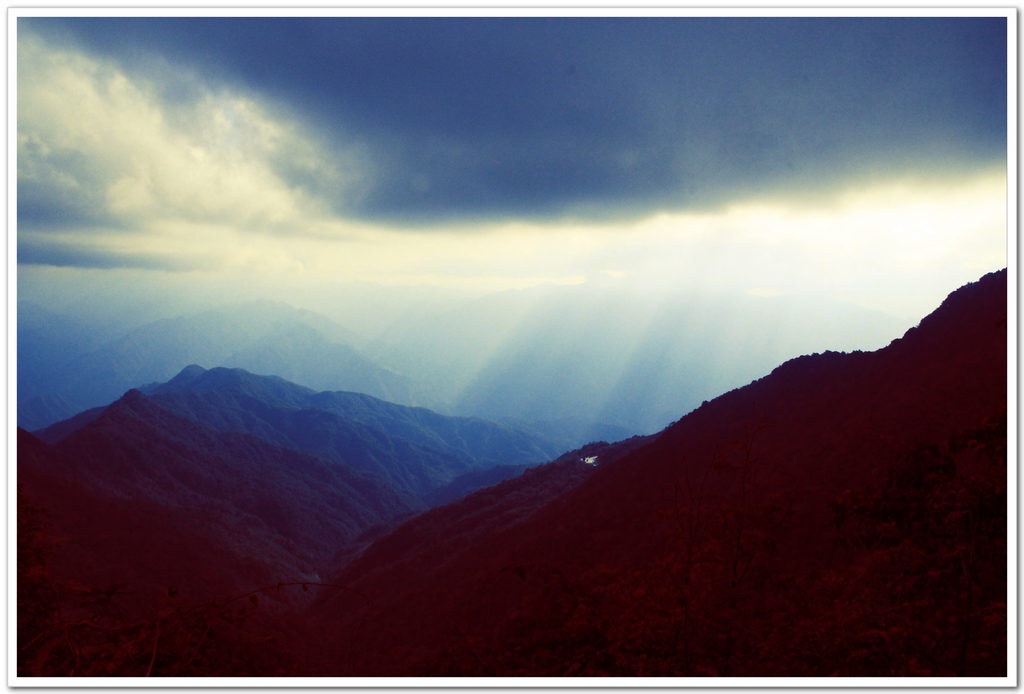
18,276 -> 912,434
14,15 -> 1009,681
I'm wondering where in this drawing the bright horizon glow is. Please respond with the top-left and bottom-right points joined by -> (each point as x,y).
21,169 -> 1003,320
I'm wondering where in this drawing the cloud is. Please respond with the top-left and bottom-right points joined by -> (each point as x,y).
22,17 -> 1007,223
17,234 -> 221,272
18,30 -> 369,271
16,22 -> 1007,322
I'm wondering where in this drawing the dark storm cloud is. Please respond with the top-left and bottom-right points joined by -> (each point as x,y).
18,234 -> 219,271
21,16 -> 1007,224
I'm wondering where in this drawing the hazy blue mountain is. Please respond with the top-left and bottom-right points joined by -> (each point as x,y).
222,321 -> 431,407
40,365 -> 569,503
17,301 -> 130,429
20,281 -> 909,441
18,394 -> 82,433
371,283 -> 911,434
17,300 -> 422,429
18,301 -> 128,374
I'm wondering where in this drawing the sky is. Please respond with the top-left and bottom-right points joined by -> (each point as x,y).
16,15 -> 1009,325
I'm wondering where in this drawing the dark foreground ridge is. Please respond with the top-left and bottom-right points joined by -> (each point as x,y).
305,269 -> 1007,676
17,270 -> 1007,677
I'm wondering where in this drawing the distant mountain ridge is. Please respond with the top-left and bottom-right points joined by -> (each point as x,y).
20,286 -> 910,439
36,365 -> 568,504
18,300 -> 427,430
149,366 -> 565,501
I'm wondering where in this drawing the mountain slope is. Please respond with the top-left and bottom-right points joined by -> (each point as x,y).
154,365 -> 560,465
36,365 -> 568,503
308,269 -> 1007,677
18,389 -> 419,607
147,366 -> 565,501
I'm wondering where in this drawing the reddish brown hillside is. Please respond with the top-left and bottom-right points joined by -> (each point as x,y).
310,269 -> 1007,677
17,389 -> 418,615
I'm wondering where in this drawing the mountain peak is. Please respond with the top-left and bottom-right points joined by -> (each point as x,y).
166,364 -> 207,387
119,388 -> 147,403
148,365 -> 320,412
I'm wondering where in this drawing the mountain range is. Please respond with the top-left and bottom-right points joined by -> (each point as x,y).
19,364 -> 576,621
18,285 -> 908,439
17,300 -> 427,430
17,269 -> 1007,677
